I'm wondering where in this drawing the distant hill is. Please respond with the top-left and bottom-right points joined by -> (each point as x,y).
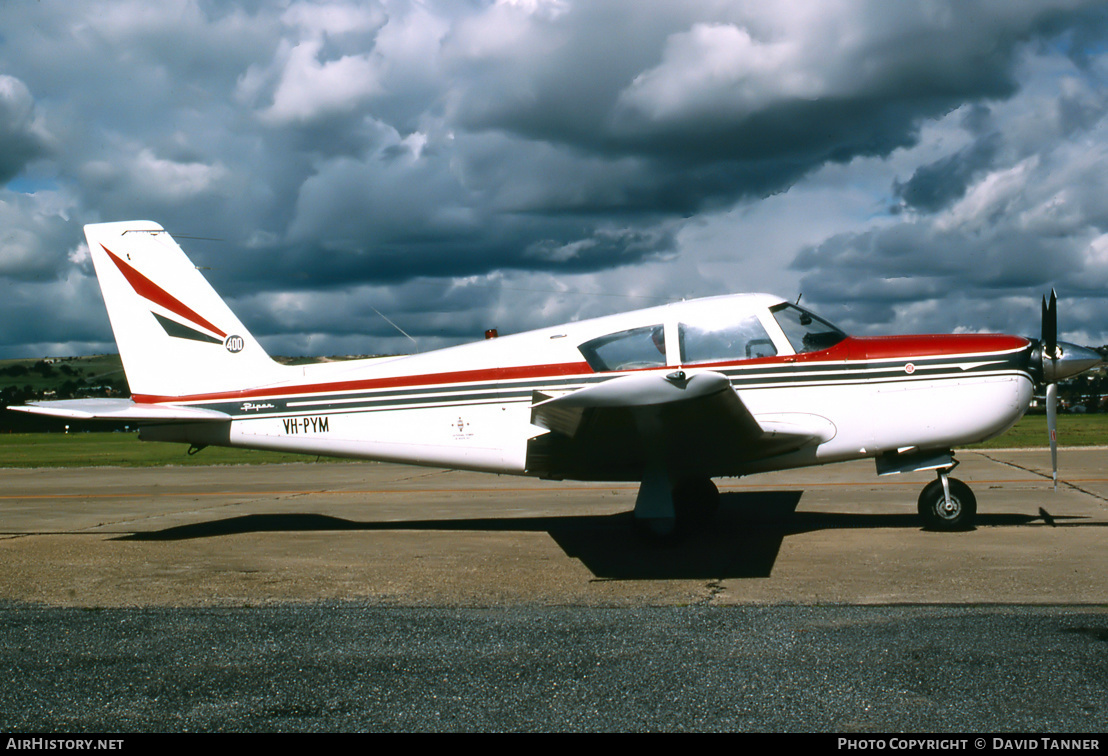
1,355 -> 130,433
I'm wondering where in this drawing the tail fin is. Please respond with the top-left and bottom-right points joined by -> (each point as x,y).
85,221 -> 290,400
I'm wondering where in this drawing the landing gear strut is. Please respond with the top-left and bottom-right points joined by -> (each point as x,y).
917,467 -> 976,531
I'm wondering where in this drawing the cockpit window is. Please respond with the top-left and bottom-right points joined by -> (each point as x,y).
679,314 -> 777,365
579,325 -> 666,372
770,303 -> 847,354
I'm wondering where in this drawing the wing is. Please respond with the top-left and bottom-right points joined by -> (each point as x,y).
526,370 -> 833,480
9,398 -> 230,422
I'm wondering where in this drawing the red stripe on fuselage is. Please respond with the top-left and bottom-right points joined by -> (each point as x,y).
131,361 -> 596,404
734,334 -> 1029,366
102,245 -> 227,339
842,334 -> 1030,361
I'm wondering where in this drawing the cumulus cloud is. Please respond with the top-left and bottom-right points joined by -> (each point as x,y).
82,148 -> 230,204
1,0 -> 1107,359
615,22 -> 815,124
894,133 -> 1001,213
241,2 -> 390,126
0,75 -> 50,185
794,57 -> 1108,340
0,191 -> 80,282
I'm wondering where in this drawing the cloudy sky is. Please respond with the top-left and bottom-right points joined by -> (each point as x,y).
3,0 -> 1108,359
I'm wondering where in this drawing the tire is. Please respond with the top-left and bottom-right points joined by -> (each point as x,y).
917,477 -> 977,531
637,517 -> 677,539
672,477 -> 720,527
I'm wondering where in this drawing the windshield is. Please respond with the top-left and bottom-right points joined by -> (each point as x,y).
770,303 -> 848,354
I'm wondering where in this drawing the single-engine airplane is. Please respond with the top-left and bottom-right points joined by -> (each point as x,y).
13,221 -> 1104,534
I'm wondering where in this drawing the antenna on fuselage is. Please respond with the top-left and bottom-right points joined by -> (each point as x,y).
369,305 -> 417,348
795,293 -> 803,305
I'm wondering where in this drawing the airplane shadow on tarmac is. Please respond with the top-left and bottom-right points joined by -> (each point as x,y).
113,491 -> 1092,580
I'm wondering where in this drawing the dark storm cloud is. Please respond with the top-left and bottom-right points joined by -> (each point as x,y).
0,76 -> 50,184
239,0 -> 1108,289
0,274 -> 110,349
794,102 -> 1108,340
794,222 -> 1081,304
445,2 -> 1074,197
1,0 -> 1107,357
893,134 -> 1001,213
0,194 -> 80,283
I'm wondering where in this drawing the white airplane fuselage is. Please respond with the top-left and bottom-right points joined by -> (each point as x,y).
137,293 -> 1035,481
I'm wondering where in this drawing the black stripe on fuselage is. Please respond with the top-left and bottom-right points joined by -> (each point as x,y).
176,348 -> 1034,420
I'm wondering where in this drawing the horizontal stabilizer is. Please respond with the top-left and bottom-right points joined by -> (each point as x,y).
9,399 -> 230,422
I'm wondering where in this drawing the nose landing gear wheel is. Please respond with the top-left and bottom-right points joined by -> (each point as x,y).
917,477 -> 976,531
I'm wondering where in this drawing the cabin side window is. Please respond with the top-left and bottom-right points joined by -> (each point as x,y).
678,314 -> 777,365
578,325 -> 667,372
770,303 -> 847,354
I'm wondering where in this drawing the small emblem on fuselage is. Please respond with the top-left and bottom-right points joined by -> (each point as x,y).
225,334 -> 245,353
904,362 -> 916,374
452,416 -> 473,440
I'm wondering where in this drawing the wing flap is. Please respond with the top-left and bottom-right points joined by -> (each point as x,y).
9,398 -> 230,422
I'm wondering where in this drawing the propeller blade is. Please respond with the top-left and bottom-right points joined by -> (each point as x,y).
1041,288 -> 1059,490
1041,288 -> 1058,357
1046,381 -> 1058,491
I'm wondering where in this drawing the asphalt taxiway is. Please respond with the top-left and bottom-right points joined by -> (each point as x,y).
2,449 -> 1107,606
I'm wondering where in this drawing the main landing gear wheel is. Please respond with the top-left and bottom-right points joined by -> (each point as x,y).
917,477 -> 976,531
672,477 -> 720,529
635,476 -> 720,540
